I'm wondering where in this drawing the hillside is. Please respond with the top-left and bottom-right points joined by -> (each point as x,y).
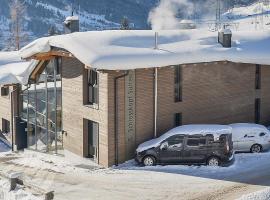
0,0 -> 264,50
0,0 -> 158,49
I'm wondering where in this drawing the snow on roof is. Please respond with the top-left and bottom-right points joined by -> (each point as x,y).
20,29 -> 270,70
136,125 -> 232,152
229,123 -> 270,140
0,51 -> 36,85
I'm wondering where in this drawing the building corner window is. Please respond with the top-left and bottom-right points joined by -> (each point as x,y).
255,98 -> 261,124
175,65 -> 182,102
174,113 -> 182,127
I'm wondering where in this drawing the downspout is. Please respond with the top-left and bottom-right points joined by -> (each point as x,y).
114,71 -> 129,166
10,84 -> 20,151
154,68 -> 158,138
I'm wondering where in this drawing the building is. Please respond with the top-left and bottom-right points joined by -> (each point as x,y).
1,29 -> 270,167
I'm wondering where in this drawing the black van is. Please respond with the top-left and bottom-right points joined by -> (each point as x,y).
135,125 -> 234,166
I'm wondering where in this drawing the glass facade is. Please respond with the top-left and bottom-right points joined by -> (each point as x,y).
21,58 -> 63,154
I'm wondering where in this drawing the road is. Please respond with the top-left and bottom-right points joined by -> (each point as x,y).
0,151 -> 270,200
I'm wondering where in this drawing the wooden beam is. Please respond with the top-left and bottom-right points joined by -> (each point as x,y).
30,60 -> 46,80
29,51 -> 74,60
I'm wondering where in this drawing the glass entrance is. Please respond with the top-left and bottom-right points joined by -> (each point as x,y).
20,58 -> 63,154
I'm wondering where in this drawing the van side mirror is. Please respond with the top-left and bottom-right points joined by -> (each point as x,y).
160,142 -> 169,151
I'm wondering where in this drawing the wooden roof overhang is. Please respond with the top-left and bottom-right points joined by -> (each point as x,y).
27,50 -> 74,81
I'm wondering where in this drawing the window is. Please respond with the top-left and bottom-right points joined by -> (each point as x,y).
2,118 -> 10,133
255,64 -> 261,90
83,69 -> 99,105
259,132 -> 266,137
166,135 -> 184,149
174,113 -> 182,127
255,98 -> 261,124
84,119 -> 99,159
175,65 -> 182,102
1,86 -> 9,96
187,136 -> 206,147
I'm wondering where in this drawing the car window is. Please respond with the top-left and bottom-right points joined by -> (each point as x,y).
259,132 -> 266,137
166,135 -> 184,149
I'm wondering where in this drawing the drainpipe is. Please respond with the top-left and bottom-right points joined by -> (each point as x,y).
10,84 -> 20,151
154,68 -> 158,138
114,71 -> 129,166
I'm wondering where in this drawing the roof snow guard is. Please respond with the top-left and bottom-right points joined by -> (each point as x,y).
19,29 -> 270,70
0,51 -> 36,85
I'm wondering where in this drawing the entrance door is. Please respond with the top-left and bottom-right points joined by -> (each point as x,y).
84,119 -> 99,161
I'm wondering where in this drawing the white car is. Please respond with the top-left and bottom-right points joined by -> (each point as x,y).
230,123 -> 270,153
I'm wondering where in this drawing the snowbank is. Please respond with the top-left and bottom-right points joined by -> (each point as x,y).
136,125 -> 232,152
0,51 -> 35,85
20,29 -> 270,70
237,187 -> 270,200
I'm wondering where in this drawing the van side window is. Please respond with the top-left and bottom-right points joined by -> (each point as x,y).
187,137 -> 206,147
166,135 -> 184,148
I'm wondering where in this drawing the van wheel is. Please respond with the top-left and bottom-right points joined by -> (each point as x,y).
143,156 -> 156,166
251,144 -> 262,153
207,157 -> 220,167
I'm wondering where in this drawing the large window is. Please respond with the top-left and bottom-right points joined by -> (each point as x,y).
20,58 -> 63,154
175,65 -> 182,102
84,69 -> 98,105
255,64 -> 261,90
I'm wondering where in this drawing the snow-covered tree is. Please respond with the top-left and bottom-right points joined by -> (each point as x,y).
9,0 -> 27,50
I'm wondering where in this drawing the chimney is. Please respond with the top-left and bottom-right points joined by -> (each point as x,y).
64,16 -> 80,34
218,28 -> 232,48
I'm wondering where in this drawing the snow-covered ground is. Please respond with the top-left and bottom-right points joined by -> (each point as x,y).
0,150 -> 270,200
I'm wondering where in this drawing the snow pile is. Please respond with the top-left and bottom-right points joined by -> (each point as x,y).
0,178 -> 42,200
10,150 -> 102,174
237,187 -> 270,200
19,29 -> 270,70
137,124 -> 231,152
0,51 -> 35,85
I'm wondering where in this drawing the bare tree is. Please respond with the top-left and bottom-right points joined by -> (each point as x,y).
9,0 -> 27,50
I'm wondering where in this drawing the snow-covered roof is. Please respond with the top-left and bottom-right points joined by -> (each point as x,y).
20,29 -> 270,70
229,123 -> 270,140
136,125 -> 232,152
0,51 -> 36,85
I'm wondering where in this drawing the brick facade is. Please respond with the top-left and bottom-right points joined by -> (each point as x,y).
2,57 -> 269,167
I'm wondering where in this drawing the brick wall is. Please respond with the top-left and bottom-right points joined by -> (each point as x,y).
109,62 -> 270,165
0,87 -> 11,134
61,58 -> 110,167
